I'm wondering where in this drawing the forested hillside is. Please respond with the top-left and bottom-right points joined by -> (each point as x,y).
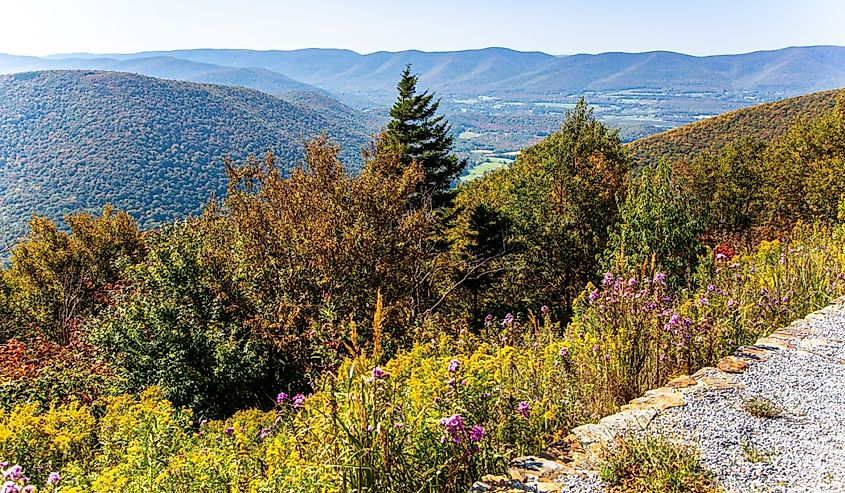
628,87 -> 845,165
0,70 -> 370,247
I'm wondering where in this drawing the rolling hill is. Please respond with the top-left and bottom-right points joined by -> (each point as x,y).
0,70 -> 371,248
0,54 -> 328,96
626,87 -> 845,165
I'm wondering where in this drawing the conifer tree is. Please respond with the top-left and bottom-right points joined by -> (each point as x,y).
385,64 -> 464,204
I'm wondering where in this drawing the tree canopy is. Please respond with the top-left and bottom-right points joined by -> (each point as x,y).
384,65 -> 465,205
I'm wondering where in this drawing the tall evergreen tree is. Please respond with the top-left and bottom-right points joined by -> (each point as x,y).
385,64 -> 464,204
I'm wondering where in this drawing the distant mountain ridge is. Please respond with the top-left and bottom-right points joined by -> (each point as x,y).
43,45 -> 845,101
0,70 -> 371,247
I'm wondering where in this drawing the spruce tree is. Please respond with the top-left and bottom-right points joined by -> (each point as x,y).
385,64 -> 464,204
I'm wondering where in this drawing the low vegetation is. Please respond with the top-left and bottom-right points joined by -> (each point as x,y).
742,396 -> 783,419
741,440 -> 776,464
600,435 -> 717,493
2,70 -> 845,491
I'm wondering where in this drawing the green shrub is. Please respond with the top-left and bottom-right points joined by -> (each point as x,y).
603,159 -> 706,288
3,206 -> 144,344
89,222 -> 278,419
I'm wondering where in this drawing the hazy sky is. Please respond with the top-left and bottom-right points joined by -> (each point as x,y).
1,0 -> 844,56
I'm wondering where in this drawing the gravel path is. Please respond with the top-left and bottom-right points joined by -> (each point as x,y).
648,303 -> 845,492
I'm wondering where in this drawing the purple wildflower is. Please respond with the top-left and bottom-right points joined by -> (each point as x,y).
292,394 -> 306,408
559,346 -> 569,358
540,305 -> 549,316
603,272 -> 614,287
698,296 -> 709,306
716,253 -> 727,261
23,486 -> 34,493
592,344 -> 600,354
395,422 -> 404,429
276,392 -> 288,404
469,425 -> 485,442
259,428 -> 272,440
371,367 -> 386,379
516,401 -> 530,419
484,314 -> 493,327
664,312 -> 680,332
588,289 -> 600,303
502,313 -> 515,326
3,466 -> 22,481
727,298 -> 738,308
447,359 -> 461,373
653,272 -> 667,286
3,483 -> 19,493
223,427 -> 234,435
46,472 -> 60,486
439,414 -> 466,443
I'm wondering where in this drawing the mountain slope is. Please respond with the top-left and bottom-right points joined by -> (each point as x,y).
626,87 -> 845,165
0,70 -> 371,247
